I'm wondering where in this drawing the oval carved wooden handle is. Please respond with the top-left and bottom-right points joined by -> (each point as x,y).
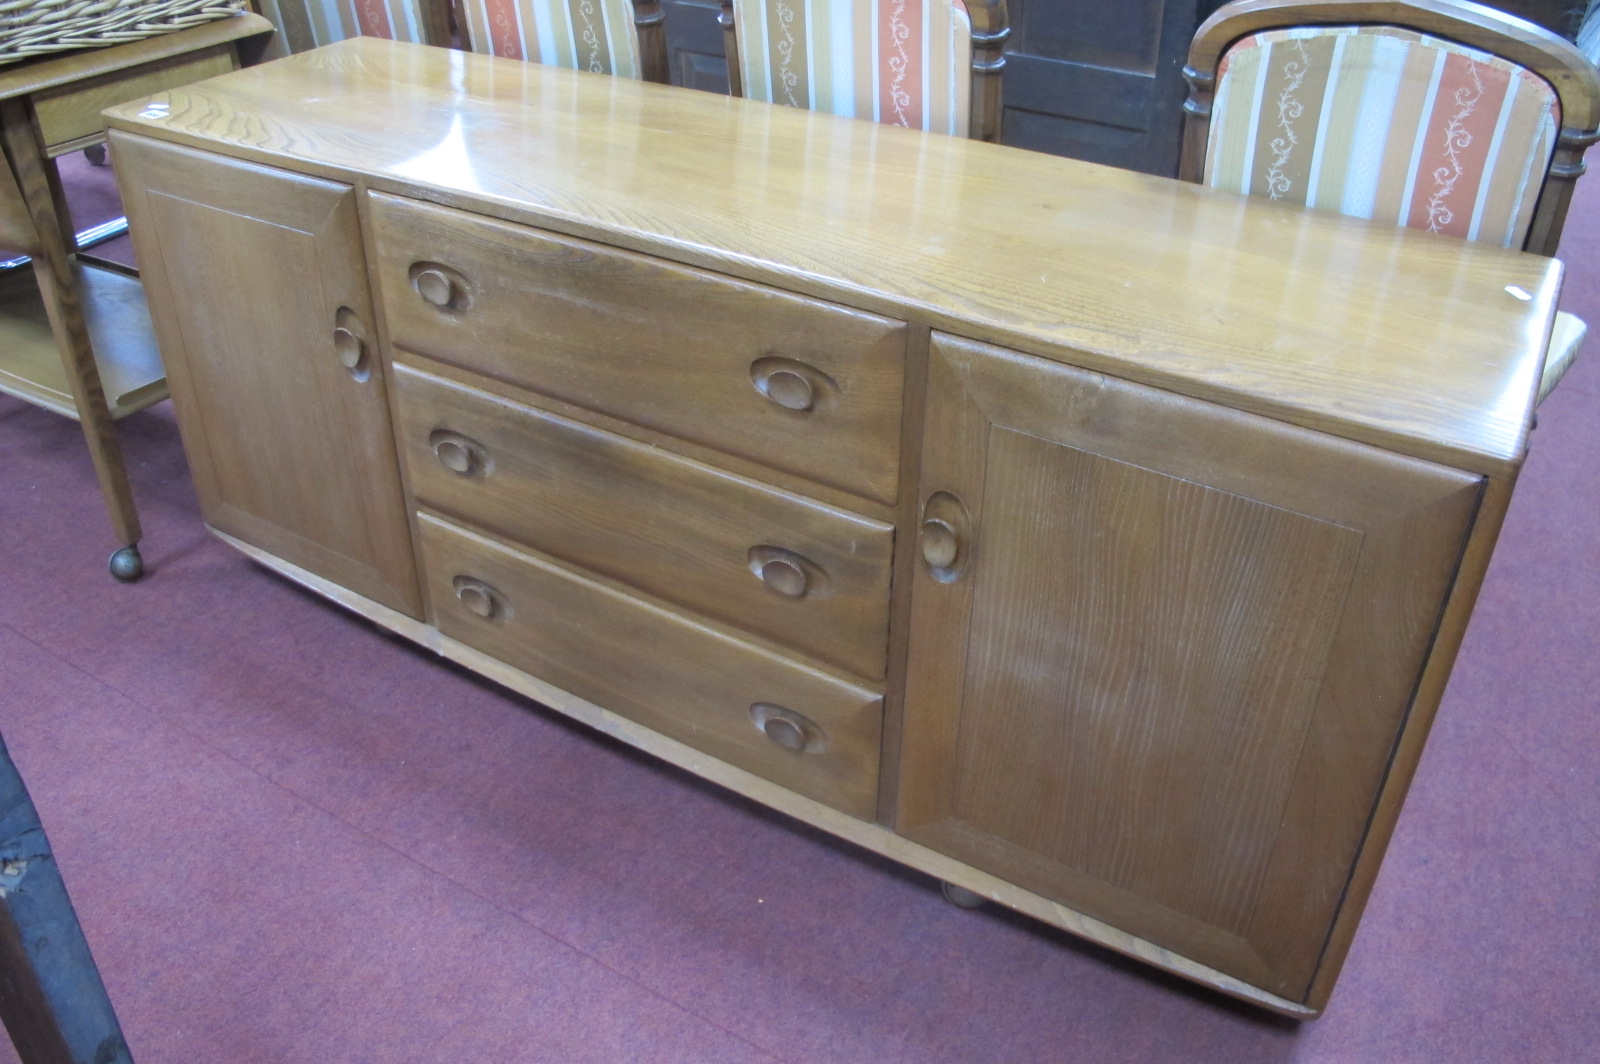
760,557 -> 808,596
750,356 -> 836,413
333,326 -> 366,370
765,369 -> 814,411
920,518 -> 959,570
920,491 -> 972,583
429,430 -> 492,477
747,546 -> 825,599
749,703 -> 826,754
410,262 -> 470,311
452,576 -> 506,620
332,307 -> 370,380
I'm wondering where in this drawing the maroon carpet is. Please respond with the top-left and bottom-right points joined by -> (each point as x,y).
0,148 -> 1595,1063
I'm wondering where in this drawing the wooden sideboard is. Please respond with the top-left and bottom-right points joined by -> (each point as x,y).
105,37 -> 1561,1017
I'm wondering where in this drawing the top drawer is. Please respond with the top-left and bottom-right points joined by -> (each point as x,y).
367,193 -> 907,505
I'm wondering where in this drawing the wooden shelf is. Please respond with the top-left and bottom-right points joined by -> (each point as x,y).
0,262 -> 167,419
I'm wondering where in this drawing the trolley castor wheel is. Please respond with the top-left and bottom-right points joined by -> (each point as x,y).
108,546 -> 143,582
940,881 -> 986,910
84,143 -> 108,166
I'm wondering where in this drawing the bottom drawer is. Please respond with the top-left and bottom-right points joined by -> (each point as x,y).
419,514 -> 883,819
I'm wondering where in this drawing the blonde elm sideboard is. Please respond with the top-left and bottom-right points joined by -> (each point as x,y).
104,37 -> 1562,1016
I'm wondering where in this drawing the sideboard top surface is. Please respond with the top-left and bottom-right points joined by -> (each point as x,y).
104,37 -> 1559,475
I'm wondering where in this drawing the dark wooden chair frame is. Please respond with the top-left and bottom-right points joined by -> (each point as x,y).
715,0 -> 1010,142
1178,0 -> 1600,255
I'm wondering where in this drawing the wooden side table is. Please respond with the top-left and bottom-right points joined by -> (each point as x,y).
0,14 -> 273,580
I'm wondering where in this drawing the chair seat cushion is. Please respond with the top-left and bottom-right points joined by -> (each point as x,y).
1540,309 -> 1585,403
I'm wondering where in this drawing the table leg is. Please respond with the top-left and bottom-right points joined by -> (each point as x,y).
0,100 -> 143,580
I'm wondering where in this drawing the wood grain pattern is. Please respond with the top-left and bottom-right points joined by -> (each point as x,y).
392,363 -> 895,680
0,264 -> 166,419
1301,469 -> 1515,1010
105,51 -> 1546,1011
31,48 -> 237,151
101,37 -> 1555,475
392,347 -> 901,525
111,132 -> 421,616
0,13 -> 274,567
874,321 -> 933,827
897,333 -> 1481,998
368,191 -> 907,505
214,527 -> 1318,1018
0,149 -> 34,253
0,14 -> 272,101
1,99 -> 141,548
418,513 -> 884,819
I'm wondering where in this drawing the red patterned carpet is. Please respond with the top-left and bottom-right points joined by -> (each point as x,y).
0,147 -> 1595,1063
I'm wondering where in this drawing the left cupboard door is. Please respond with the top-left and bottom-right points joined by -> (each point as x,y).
113,133 -> 421,617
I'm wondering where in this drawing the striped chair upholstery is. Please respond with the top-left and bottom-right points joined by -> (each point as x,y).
1204,25 -> 1560,249
255,0 -> 432,53
460,0 -> 648,77
1185,4 -> 1600,407
726,0 -> 976,137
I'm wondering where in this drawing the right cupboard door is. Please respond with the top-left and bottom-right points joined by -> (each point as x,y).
897,334 -> 1482,1001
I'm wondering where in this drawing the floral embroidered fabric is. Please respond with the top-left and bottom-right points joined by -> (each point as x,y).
1205,25 -> 1561,248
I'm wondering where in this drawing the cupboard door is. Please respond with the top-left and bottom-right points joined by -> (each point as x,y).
113,134 -> 420,615
897,334 -> 1481,1001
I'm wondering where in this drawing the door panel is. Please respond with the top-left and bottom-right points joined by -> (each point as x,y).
663,0 -> 732,94
896,333 -> 1480,1000
1002,0 -> 1213,174
112,132 -> 421,617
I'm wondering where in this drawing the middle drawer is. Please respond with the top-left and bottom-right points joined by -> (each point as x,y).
395,363 -> 894,681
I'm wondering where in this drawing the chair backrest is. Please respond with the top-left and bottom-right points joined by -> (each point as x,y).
256,0 -> 667,82
253,0 -> 445,54
1179,0 -> 1600,255
459,0 -> 669,81
716,0 -> 1009,141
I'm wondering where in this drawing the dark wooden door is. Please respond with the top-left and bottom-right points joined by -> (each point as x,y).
662,0 -> 731,93
1002,0 -> 1220,174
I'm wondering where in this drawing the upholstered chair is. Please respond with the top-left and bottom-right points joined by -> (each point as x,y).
255,0 -> 667,83
1180,0 -> 1600,403
253,0 -> 446,54
716,0 -> 1009,141
459,0 -> 669,81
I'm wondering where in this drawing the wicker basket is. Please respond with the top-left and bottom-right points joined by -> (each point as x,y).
0,0 -> 247,66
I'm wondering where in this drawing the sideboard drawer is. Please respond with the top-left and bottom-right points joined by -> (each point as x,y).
368,192 -> 906,505
420,514 -> 883,819
396,364 -> 893,680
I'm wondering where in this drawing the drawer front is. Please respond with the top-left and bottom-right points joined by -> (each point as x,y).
368,192 -> 906,505
396,364 -> 893,680
420,515 -> 883,819
35,49 -> 238,149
